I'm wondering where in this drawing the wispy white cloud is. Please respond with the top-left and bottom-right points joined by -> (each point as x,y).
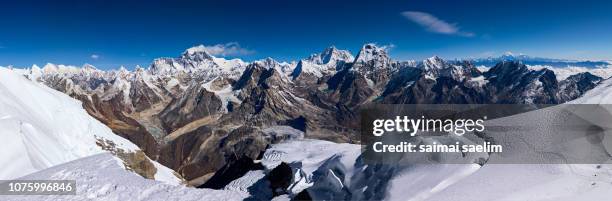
381,43 -> 396,51
202,42 -> 255,57
90,54 -> 100,60
401,11 -> 474,37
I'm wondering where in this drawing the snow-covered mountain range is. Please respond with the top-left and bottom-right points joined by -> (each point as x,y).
3,43 -> 612,200
472,52 -> 612,68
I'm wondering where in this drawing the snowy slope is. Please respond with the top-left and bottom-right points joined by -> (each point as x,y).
0,153 -> 248,201
0,68 -> 180,184
252,102 -> 612,201
418,96 -> 612,200
424,164 -> 612,201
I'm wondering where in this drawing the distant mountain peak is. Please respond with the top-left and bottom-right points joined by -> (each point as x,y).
425,55 -> 445,63
118,65 -> 128,72
304,46 -> 354,65
321,46 -> 353,65
181,45 -> 214,61
420,55 -> 448,71
184,44 -> 209,54
82,63 -> 98,70
354,43 -> 389,65
473,53 -> 611,68
254,57 -> 280,67
502,51 -> 526,57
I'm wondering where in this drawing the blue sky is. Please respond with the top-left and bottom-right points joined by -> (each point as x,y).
1,0 -> 611,70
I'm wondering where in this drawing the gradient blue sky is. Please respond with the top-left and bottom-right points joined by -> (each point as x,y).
1,0 -> 611,69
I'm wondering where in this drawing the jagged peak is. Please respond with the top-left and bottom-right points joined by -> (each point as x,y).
118,65 -> 128,72
111,66 -> 130,76
486,61 -> 529,77
253,57 -> 280,67
320,46 -> 354,65
42,63 -> 59,73
324,45 -> 337,51
82,63 -> 98,70
320,46 -> 339,58
424,55 -> 445,64
419,55 -> 449,71
563,72 -> 603,84
571,71 -> 598,78
184,45 -> 209,55
132,65 -> 147,79
181,44 -> 214,61
302,46 -> 350,65
31,64 -> 41,70
134,65 -> 145,71
499,60 -> 524,66
353,43 -> 389,64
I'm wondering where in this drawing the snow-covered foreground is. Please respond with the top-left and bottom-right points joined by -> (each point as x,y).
0,67 -> 180,184
3,134 -> 611,201
0,153 -> 249,201
427,164 -> 612,201
251,96 -> 612,201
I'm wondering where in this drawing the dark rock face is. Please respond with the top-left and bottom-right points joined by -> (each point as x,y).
225,63 -> 337,139
267,162 -> 293,196
381,59 -> 486,104
198,155 -> 264,189
130,70 -> 165,112
160,84 -> 223,132
558,72 -> 602,101
159,126 -> 269,183
484,61 -> 560,104
381,61 -> 600,105
292,190 -> 313,201
158,126 -> 219,181
327,69 -> 375,108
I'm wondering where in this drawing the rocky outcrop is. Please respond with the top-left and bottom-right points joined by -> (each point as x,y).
159,126 -> 268,185
484,61 -> 560,103
198,155 -> 264,189
558,72 -> 602,102
160,83 -> 223,132
267,162 -> 293,196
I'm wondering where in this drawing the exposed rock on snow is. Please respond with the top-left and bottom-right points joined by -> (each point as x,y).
0,153 -> 249,201
0,68 -> 181,185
